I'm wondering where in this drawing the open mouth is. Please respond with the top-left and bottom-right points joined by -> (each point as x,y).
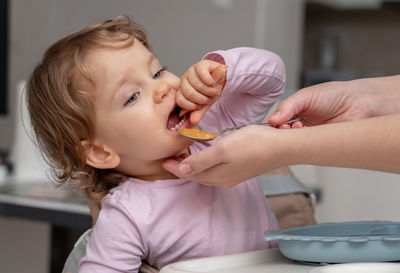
167,105 -> 188,131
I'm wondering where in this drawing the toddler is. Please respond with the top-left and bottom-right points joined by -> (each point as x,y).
26,16 -> 285,272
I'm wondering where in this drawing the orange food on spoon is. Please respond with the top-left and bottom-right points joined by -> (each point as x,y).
178,128 -> 218,141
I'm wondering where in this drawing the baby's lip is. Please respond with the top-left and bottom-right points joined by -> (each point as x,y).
168,103 -> 178,117
166,104 -> 185,131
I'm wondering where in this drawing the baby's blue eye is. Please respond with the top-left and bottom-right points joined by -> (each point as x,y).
125,92 -> 139,106
153,68 -> 166,79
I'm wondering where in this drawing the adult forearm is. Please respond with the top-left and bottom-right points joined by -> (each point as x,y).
281,114 -> 400,173
353,75 -> 400,117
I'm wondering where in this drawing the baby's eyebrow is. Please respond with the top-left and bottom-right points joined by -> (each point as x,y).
148,54 -> 156,66
111,53 -> 157,104
149,54 -> 164,70
111,73 -> 130,104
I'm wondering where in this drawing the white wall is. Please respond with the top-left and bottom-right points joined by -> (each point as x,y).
315,167 -> 400,223
292,165 -> 400,223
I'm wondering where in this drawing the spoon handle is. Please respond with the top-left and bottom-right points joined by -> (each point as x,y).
223,117 -> 301,134
263,117 -> 301,127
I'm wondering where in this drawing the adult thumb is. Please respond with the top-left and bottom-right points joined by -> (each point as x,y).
164,147 -> 222,177
162,157 -> 188,178
181,146 -> 224,175
267,91 -> 309,124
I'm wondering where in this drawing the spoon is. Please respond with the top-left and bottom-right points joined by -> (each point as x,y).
177,117 -> 301,141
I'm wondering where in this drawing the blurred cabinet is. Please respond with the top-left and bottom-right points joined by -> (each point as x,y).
307,0 -> 388,9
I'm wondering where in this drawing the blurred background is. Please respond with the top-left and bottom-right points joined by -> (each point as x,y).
1,0 -> 400,272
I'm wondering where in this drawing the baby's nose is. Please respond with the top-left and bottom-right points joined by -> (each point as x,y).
153,82 -> 173,103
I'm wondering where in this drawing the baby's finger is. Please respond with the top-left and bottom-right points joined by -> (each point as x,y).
189,104 -> 213,125
180,78 -> 212,105
179,108 -> 189,117
194,62 -> 218,86
211,65 -> 227,84
189,109 -> 206,125
186,74 -> 222,97
176,91 -> 200,111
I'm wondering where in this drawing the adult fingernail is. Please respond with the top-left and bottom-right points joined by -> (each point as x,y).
179,163 -> 192,175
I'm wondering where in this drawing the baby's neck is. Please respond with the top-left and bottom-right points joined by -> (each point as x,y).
134,168 -> 179,181
129,148 -> 190,182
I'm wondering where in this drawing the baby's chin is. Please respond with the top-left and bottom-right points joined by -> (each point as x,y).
170,136 -> 195,154
160,145 -> 191,163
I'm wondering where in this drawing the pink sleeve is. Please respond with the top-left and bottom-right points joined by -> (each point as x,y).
79,196 -> 145,273
199,47 -> 285,131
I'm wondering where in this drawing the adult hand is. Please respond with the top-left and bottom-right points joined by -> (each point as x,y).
268,76 -> 400,127
163,125 -> 287,187
164,114 -> 400,186
164,76 -> 400,186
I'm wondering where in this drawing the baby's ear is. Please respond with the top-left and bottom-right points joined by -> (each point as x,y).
81,140 -> 120,169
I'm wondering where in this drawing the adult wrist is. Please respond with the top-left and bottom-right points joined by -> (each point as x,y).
351,75 -> 400,117
262,127 -> 301,169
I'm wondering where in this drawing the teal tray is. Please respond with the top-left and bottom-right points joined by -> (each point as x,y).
264,221 -> 400,263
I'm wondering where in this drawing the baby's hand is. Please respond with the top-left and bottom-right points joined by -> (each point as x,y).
178,60 -> 227,124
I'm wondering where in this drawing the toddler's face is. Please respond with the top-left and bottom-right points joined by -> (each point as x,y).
85,38 -> 193,180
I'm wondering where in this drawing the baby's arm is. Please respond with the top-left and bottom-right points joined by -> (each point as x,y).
79,200 -> 145,273
200,47 -> 286,131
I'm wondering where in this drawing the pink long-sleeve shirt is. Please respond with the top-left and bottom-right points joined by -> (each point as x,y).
79,47 -> 285,272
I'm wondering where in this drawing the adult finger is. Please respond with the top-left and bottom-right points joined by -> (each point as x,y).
182,145 -> 225,176
162,157 -> 187,178
267,90 -> 312,124
291,121 -> 304,128
183,146 -> 225,175
163,157 -> 228,187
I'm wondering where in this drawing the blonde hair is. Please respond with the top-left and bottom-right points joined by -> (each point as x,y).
26,15 -> 150,198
